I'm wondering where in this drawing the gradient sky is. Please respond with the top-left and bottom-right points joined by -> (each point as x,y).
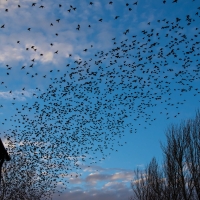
0,0 -> 200,199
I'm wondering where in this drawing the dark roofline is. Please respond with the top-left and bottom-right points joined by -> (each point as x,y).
0,139 -> 11,161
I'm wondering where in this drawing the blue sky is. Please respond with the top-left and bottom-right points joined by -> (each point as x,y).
0,0 -> 200,199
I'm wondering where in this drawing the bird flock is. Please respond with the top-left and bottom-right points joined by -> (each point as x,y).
0,0 -> 200,197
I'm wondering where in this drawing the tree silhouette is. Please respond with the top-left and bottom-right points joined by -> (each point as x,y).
0,139 -> 55,200
131,111 -> 200,200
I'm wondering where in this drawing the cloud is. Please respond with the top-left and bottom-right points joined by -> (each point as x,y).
103,181 -> 130,190
0,89 -> 37,101
52,165 -> 136,200
85,172 -> 111,184
68,177 -> 82,184
111,171 -> 134,181
52,186 -> 133,200
1,0 -> 138,73
85,171 -> 134,184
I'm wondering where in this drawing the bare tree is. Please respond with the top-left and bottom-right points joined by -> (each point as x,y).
185,112 -> 200,199
131,158 -> 166,200
0,140 -> 55,200
131,111 -> 200,200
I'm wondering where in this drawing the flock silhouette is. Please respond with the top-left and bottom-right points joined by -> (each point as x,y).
0,0 -> 200,196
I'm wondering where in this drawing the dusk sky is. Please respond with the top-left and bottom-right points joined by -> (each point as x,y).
0,0 -> 200,199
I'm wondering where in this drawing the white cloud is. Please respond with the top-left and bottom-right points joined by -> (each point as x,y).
0,89 -> 37,101
0,46 -> 25,63
111,172 -> 134,181
86,172 -> 111,184
53,187 -> 133,200
104,181 -> 123,188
